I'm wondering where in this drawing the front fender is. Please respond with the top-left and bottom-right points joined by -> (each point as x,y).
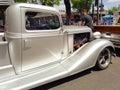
61,39 -> 114,75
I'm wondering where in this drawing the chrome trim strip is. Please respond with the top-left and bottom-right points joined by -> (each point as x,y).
22,33 -> 60,38
6,32 -> 22,39
0,65 -> 13,70
6,31 -> 60,39
0,41 -> 8,45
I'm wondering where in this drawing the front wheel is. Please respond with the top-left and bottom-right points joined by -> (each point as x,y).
96,48 -> 112,70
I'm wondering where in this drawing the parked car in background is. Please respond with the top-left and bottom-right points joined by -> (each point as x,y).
94,25 -> 120,48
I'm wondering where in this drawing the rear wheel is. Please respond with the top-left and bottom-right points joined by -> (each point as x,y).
96,48 -> 112,70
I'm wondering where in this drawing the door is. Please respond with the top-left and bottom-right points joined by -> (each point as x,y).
21,10 -> 64,71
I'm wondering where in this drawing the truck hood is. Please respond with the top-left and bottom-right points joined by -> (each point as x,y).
63,25 -> 92,35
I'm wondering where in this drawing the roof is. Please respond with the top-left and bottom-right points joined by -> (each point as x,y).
8,3 -> 59,14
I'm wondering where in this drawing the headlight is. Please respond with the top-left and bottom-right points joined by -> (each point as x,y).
93,32 -> 102,39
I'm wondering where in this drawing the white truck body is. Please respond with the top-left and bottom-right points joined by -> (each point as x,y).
0,3 -> 114,90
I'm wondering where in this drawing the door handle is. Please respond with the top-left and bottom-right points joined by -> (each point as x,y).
24,39 -> 31,50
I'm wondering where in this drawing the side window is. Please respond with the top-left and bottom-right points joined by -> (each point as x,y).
25,12 -> 60,30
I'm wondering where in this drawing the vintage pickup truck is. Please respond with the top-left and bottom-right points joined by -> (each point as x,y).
0,3 -> 115,90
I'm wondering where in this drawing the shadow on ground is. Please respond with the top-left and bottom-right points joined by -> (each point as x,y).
31,69 -> 92,90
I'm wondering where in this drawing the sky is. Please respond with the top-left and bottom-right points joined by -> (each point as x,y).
103,0 -> 120,9
56,0 -> 120,11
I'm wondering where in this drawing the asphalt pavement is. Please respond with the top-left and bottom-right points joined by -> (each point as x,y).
33,48 -> 120,90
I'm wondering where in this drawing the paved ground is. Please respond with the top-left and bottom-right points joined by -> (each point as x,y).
33,48 -> 120,90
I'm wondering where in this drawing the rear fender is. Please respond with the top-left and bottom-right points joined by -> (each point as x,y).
61,39 -> 114,75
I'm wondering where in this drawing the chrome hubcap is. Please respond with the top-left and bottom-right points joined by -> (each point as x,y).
99,49 -> 111,68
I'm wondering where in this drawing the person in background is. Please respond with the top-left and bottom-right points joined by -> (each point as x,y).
81,9 -> 94,32
74,9 -> 93,50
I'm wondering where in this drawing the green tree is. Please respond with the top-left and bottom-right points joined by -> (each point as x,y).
108,5 -> 120,14
14,0 -> 61,6
71,0 -> 92,12
14,0 -> 27,3
40,0 -> 60,6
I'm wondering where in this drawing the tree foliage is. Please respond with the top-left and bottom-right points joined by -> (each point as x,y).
40,0 -> 60,6
71,0 -> 92,12
14,0 -> 61,6
108,5 -> 120,14
14,0 -> 27,3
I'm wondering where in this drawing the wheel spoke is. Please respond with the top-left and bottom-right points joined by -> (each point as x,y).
99,57 -> 105,64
